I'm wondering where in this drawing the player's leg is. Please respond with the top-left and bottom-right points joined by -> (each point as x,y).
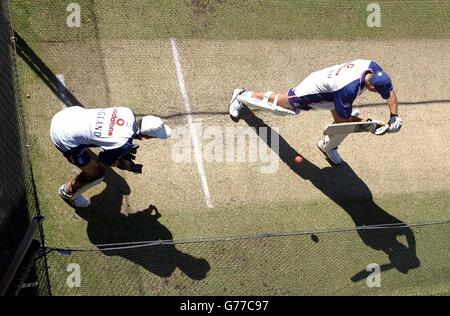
330,109 -> 363,124
250,91 -> 290,108
317,109 -> 362,165
58,148 -> 105,208
229,88 -> 296,119
65,161 -> 105,195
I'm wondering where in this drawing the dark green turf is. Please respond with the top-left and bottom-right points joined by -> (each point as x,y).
12,0 -> 450,42
45,220 -> 450,295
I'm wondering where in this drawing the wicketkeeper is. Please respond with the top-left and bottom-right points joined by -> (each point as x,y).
229,59 -> 403,165
50,106 -> 171,208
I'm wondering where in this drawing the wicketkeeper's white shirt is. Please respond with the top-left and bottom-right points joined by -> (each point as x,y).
50,106 -> 137,152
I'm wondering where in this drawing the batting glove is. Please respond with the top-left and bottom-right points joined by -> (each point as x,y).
388,114 -> 403,133
367,119 -> 389,136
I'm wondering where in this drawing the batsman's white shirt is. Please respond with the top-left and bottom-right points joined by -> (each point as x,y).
288,59 -> 386,119
50,106 -> 137,151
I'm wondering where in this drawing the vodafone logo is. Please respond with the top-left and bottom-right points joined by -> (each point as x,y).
335,62 -> 354,76
107,109 -> 124,136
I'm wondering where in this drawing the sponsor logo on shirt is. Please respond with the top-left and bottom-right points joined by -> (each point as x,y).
94,109 -> 125,137
94,110 -> 106,137
108,109 -> 122,136
335,62 -> 354,76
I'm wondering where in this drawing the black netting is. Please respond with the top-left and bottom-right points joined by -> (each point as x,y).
0,1 -> 50,296
44,221 -> 450,296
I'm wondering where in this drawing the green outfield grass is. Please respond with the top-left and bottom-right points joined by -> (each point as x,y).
12,0 -> 450,43
46,221 -> 450,295
39,187 -> 450,248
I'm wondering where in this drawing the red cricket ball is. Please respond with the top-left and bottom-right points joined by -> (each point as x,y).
294,155 -> 303,164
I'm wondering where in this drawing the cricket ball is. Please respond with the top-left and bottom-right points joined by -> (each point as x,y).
294,155 -> 303,164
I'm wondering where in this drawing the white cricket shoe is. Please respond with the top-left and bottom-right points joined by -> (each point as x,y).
58,184 -> 90,208
316,110 -> 358,165
228,88 -> 245,119
317,138 -> 342,165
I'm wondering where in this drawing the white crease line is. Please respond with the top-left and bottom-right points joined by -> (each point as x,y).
170,38 -> 214,209
56,74 -> 67,109
56,73 -> 79,173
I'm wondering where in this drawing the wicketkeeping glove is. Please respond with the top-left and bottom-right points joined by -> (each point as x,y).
388,114 -> 402,133
119,159 -> 142,174
130,144 -> 139,155
118,146 -> 143,173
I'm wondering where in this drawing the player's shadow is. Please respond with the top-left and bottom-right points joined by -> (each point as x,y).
240,108 -> 420,279
74,168 -> 210,280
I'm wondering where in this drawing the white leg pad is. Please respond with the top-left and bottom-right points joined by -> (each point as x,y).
237,93 -> 296,116
320,133 -> 349,151
72,177 -> 104,199
263,91 -> 273,103
273,93 -> 280,107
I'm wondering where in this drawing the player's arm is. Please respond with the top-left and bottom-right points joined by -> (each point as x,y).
387,89 -> 398,115
386,90 -> 402,133
333,88 -> 389,135
331,109 -> 362,123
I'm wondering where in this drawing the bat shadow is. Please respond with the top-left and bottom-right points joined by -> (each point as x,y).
74,168 -> 210,281
240,107 -> 420,279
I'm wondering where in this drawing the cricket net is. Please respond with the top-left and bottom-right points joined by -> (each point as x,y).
6,0 -> 450,296
0,1 -> 50,296
43,220 -> 450,295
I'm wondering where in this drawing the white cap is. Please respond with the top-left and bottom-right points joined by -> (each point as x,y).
140,115 -> 171,139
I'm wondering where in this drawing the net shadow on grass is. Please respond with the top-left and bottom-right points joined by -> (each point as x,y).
240,107 -> 421,281
74,168 -> 210,280
14,32 -> 83,108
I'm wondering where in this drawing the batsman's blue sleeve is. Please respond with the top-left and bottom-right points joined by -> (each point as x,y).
98,140 -> 133,165
333,81 -> 359,119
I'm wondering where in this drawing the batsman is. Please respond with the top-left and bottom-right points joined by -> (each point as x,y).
229,59 -> 403,165
50,106 -> 171,208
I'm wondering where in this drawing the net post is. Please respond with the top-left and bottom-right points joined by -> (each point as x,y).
0,216 -> 44,296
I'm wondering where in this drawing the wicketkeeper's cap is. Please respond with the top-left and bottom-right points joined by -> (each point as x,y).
140,115 -> 171,139
370,70 -> 393,100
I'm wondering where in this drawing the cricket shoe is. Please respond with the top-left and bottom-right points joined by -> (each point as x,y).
317,138 -> 342,165
58,184 -> 90,208
228,88 -> 245,121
